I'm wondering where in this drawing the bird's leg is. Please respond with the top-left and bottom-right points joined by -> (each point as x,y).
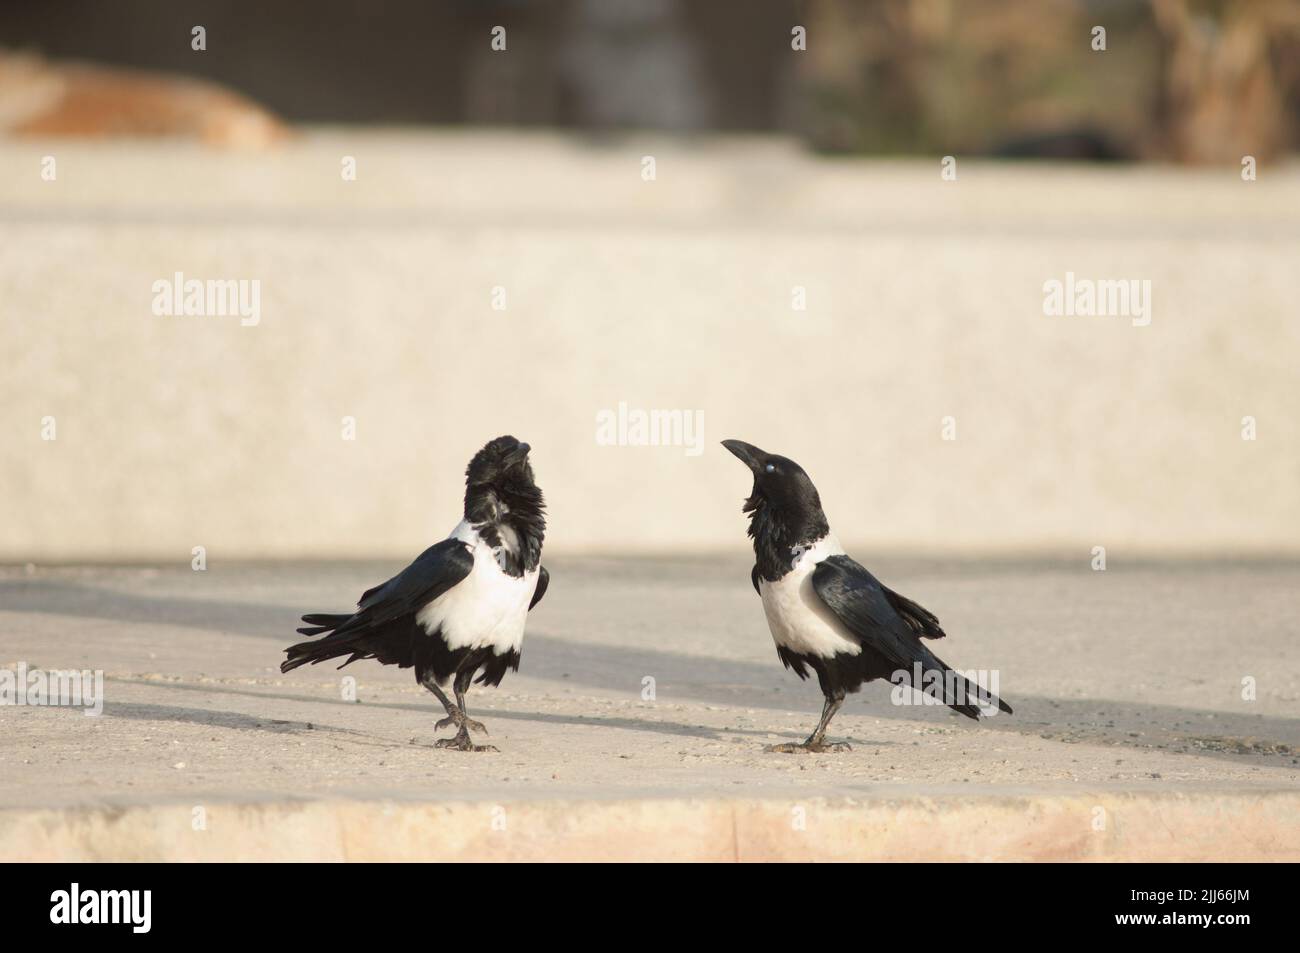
766,693 -> 852,754
433,668 -> 497,753
453,671 -> 490,737
421,677 -> 462,732
803,694 -> 852,750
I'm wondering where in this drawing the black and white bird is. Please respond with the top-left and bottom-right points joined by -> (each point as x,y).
281,435 -> 547,752
722,439 -> 1011,753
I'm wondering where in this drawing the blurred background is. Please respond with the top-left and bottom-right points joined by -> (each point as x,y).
1,0 -> 1297,560
4,0 -> 1300,160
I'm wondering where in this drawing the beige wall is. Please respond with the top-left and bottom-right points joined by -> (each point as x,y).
1,132 -> 1297,560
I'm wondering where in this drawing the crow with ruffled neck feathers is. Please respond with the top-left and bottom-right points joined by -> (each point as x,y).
282,436 -> 548,752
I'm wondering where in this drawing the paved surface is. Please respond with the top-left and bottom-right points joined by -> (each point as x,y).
2,557 -> 1296,817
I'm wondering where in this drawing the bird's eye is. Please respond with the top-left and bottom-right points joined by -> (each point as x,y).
764,463 -> 776,473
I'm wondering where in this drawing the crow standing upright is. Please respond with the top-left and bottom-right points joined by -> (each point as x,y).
281,435 -> 547,752
722,439 -> 1011,753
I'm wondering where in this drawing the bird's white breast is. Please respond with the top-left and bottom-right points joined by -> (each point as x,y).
758,534 -> 862,659
415,520 -> 538,656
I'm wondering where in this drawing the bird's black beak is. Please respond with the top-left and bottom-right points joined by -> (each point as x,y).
722,439 -> 764,471
506,441 -> 531,465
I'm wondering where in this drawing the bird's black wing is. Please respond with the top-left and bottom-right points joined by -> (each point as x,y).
285,538 -> 474,672
353,538 -> 474,625
810,556 -> 934,670
811,555 -> 1010,717
750,564 -> 761,595
881,584 -> 946,639
529,565 -> 549,610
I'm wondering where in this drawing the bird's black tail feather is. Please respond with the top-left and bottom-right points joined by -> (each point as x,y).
907,649 -> 1013,721
297,613 -> 352,635
281,613 -> 360,673
939,665 -> 1013,721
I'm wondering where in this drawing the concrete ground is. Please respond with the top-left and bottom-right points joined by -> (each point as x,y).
1,556 -> 1297,860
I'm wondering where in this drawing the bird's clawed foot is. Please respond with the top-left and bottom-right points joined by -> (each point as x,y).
764,740 -> 852,754
435,728 -> 499,753
435,710 -> 489,736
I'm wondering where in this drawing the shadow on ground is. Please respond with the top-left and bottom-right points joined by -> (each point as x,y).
6,575 -> 1298,767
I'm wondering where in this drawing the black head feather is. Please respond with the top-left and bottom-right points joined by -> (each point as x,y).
464,435 -> 545,575
722,439 -> 829,581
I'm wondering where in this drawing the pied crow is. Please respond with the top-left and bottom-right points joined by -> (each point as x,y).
281,435 -> 547,752
722,439 -> 1011,753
